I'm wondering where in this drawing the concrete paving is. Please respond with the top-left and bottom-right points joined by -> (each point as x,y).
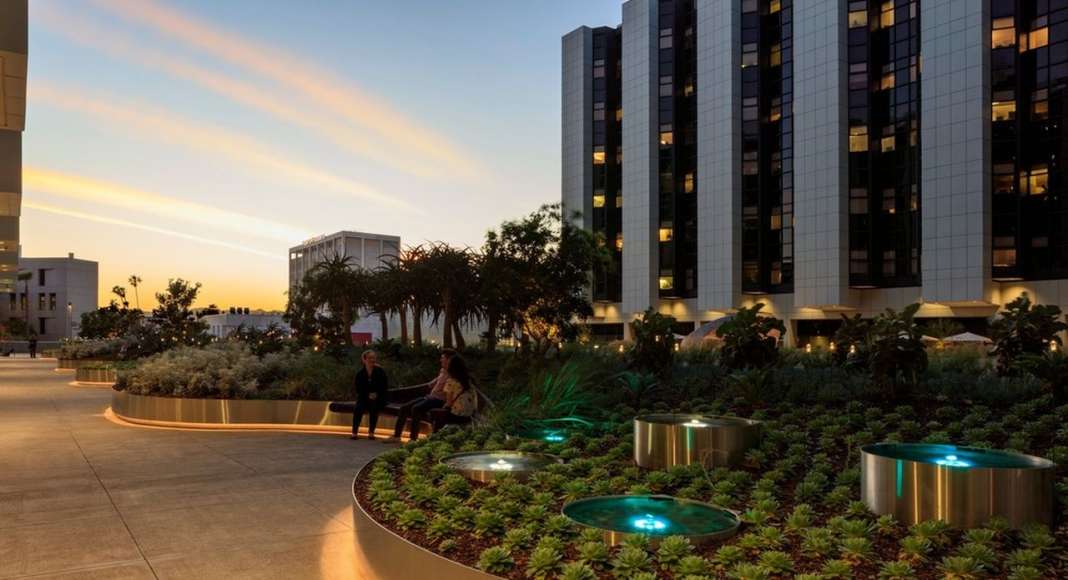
0,359 -> 384,580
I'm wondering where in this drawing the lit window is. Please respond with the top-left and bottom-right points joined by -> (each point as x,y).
879,2 -> 894,28
616,195 -> 623,208
616,108 -> 623,121
684,172 -> 695,193
1021,166 -> 1049,195
659,228 -> 673,242
770,208 -> 783,231
615,234 -> 623,251
1033,90 -> 1049,119
881,135 -> 896,152
659,132 -> 673,147
848,10 -> 867,28
992,18 -> 1015,48
993,236 -> 1017,268
770,43 -> 782,67
658,276 -> 674,290
770,0 -> 781,14
849,126 -> 869,153
992,100 -> 1016,121
881,73 -> 895,90
593,194 -> 606,208
593,148 -> 605,165
1029,27 -> 1049,50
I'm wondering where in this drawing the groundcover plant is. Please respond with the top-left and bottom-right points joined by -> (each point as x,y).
355,396 -> 1068,579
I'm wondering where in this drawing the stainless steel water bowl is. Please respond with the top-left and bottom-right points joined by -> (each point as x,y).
633,413 -> 761,470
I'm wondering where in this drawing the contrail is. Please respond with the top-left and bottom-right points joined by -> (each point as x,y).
35,5 -> 442,180
89,0 -> 483,180
24,167 -> 312,244
31,82 -> 419,213
24,201 -> 284,261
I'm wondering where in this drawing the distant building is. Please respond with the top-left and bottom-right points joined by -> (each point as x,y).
288,231 -> 400,292
0,2 -> 28,293
0,253 -> 98,340
200,308 -> 288,339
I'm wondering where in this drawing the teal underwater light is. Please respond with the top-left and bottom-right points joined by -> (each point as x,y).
630,514 -> 669,532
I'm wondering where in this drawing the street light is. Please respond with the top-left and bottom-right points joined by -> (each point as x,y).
67,302 -> 73,339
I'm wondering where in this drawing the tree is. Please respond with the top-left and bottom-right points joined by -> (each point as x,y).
867,303 -> 927,400
716,303 -> 786,369
479,204 -> 608,354
284,255 -> 368,349
79,302 -> 143,339
422,243 -> 478,349
627,308 -> 677,376
152,278 -> 209,347
990,293 -> 1067,374
128,275 -> 142,309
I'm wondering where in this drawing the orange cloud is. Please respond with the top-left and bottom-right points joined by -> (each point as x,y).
89,0 -> 483,181
23,200 -> 283,261
24,167 -> 311,244
35,5 -> 443,181
31,82 -> 417,213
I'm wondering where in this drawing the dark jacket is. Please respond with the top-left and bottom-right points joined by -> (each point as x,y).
354,365 -> 389,401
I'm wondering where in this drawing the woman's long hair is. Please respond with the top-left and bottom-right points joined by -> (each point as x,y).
446,355 -> 473,392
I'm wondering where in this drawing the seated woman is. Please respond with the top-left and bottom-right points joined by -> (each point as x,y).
433,354 -> 478,431
387,348 -> 455,442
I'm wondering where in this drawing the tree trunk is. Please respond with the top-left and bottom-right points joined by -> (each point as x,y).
399,305 -> 409,344
442,310 -> 454,349
453,320 -> 466,350
342,304 -> 353,345
379,312 -> 389,341
412,305 -> 423,346
485,310 -> 499,353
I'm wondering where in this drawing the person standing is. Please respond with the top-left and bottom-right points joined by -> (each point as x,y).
388,348 -> 455,442
27,336 -> 37,359
351,350 -> 388,440
433,354 -> 478,432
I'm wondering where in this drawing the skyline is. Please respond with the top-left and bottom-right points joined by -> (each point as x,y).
22,0 -> 623,310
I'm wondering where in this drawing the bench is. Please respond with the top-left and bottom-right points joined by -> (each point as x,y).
329,383 -> 493,438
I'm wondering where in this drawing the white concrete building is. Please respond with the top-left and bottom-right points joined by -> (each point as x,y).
564,0 -> 1065,346
0,254 -> 98,341
288,231 -> 400,292
200,310 -> 288,339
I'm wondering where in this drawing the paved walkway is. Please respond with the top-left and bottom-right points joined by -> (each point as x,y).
0,359 -> 383,580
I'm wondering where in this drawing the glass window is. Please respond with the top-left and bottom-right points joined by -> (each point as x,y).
592,194 -> 606,208
849,10 -> 868,29
684,172 -> 695,193
49,293 -> 56,311
658,228 -> 673,242
881,73 -> 895,90
1030,27 -> 1049,50
1025,166 -> 1049,195
850,188 -> 868,214
770,0 -> 781,14
614,234 -> 623,251
881,135 -> 896,152
658,276 -> 674,290
849,126 -> 869,152
593,148 -> 606,165
659,131 -> 674,147
770,43 -> 782,67
992,18 -> 1016,48
992,100 -> 1017,121
879,3 -> 895,28
993,248 -> 1017,268
742,43 -> 758,68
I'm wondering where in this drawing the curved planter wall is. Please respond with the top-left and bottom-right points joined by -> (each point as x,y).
57,358 -> 111,371
111,391 -> 411,434
351,468 -> 496,580
860,443 -> 1055,528
76,366 -> 117,384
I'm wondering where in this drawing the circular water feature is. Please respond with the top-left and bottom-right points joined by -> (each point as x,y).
511,427 -> 569,443
441,451 -> 562,483
563,495 -> 739,546
634,413 -> 761,470
861,443 -> 1055,528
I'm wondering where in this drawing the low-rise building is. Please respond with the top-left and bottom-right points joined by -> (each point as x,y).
200,308 -> 288,339
288,231 -> 400,292
0,253 -> 98,340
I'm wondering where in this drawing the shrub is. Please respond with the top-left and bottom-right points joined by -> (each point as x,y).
991,293 -> 1067,373
716,303 -> 786,370
477,546 -> 514,574
628,308 -> 677,376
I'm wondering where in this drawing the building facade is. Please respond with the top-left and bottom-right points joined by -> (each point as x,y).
0,1 -> 27,294
288,231 -> 401,292
565,0 -> 1068,346
1,254 -> 99,341
199,309 -> 288,339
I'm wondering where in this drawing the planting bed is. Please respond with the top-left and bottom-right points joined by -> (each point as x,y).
354,396 -> 1068,578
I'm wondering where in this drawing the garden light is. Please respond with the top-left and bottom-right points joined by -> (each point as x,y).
489,459 -> 514,471
631,514 -> 668,532
935,454 -> 971,468
683,419 -> 709,428
544,433 -> 565,442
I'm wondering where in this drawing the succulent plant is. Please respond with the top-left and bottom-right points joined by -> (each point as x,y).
1020,524 -> 1055,551
1007,566 -> 1043,580
473,510 -> 505,538
820,559 -> 854,578
839,537 -> 873,564
536,535 -> 566,554
898,535 -> 932,564
477,545 -> 514,574
785,503 -> 814,532
675,554 -> 711,577
577,541 -> 610,570
655,535 -> 693,571
939,555 -> 984,580
525,546 -> 562,579
877,560 -> 915,580
727,563 -> 770,580
756,550 -> 793,575
712,545 -> 745,569
801,527 -> 838,559
611,546 -> 652,578
502,526 -> 535,550
396,508 -> 427,530
956,542 -> 998,569
559,561 -> 598,580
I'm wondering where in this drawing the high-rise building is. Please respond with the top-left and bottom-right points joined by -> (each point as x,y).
287,231 -> 401,292
565,0 -> 1068,346
0,1 -> 27,294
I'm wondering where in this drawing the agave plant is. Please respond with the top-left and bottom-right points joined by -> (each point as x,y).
713,545 -> 746,570
611,546 -> 653,578
756,550 -> 794,575
577,541 -> 610,570
477,546 -> 514,574
675,555 -> 712,577
898,535 -> 932,564
878,560 -> 916,580
525,546 -> 562,580
939,556 -> 984,580
656,535 -> 693,571
559,562 -> 598,580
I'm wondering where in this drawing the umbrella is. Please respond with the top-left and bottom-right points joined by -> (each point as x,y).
680,315 -> 782,350
920,335 -> 940,344
942,332 -> 993,344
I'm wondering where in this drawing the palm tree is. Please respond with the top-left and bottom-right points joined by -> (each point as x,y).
128,275 -> 142,310
422,243 -> 478,349
303,254 -> 367,347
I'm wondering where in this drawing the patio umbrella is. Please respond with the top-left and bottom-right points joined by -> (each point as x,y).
942,332 -> 993,344
680,315 -> 782,350
920,335 -> 941,344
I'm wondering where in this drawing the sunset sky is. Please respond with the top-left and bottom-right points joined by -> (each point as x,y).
23,0 -> 622,310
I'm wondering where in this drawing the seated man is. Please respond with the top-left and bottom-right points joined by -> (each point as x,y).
388,348 -> 455,442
